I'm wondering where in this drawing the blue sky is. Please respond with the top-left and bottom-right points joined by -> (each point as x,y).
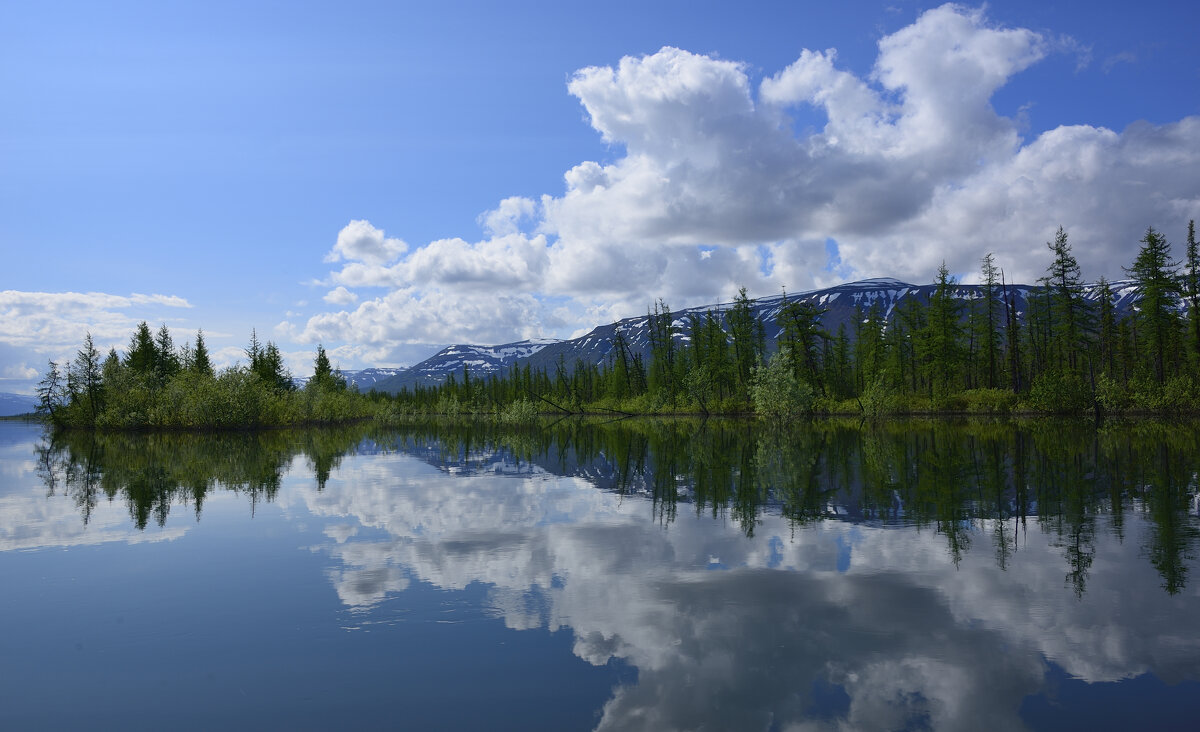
2,0 -> 1198,390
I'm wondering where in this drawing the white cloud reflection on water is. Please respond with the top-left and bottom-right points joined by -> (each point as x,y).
280,447 -> 1200,732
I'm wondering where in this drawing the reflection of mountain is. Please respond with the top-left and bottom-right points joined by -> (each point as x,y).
15,419 -> 1200,729
292,423 -> 1200,731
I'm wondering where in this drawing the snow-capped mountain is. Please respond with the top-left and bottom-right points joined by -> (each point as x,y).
372,339 -> 561,392
370,277 -> 1147,394
292,367 -> 408,391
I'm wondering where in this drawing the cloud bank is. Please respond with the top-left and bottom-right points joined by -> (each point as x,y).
0,290 -> 194,383
298,3 -> 1200,360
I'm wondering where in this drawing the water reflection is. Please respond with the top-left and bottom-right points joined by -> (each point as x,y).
32,419 -> 1200,594
20,418 -> 1200,730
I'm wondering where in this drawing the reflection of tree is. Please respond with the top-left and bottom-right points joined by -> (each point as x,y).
37,426 -> 376,529
1142,443 -> 1200,595
35,416 -> 1200,594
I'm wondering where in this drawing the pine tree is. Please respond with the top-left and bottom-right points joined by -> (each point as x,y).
72,332 -> 103,423
1095,278 -> 1117,376
647,300 -> 679,403
728,287 -> 764,399
1041,226 -> 1091,373
36,360 -> 65,422
155,324 -> 180,383
777,294 -> 828,393
192,329 -> 213,377
978,253 -> 1002,388
126,321 -> 158,377
1001,269 -> 1023,392
1184,219 -> 1199,361
921,262 -> 964,396
1125,226 -> 1183,382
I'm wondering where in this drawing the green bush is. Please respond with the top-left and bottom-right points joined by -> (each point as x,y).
1027,370 -> 1094,413
959,388 -> 1018,414
750,350 -> 814,421
497,398 -> 540,424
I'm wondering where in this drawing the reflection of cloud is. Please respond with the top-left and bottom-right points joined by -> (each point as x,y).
292,448 -> 1200,730
0,480 -> 188,552
0,426 -> 193,551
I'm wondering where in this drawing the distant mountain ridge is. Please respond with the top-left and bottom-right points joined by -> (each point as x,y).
369,277 -> 1145,394
372,339 -> 561,392
0,392 -> 38,417
293,367 -> 407,391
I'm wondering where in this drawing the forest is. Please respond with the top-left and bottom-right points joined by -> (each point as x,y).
38,221 -> 1200,428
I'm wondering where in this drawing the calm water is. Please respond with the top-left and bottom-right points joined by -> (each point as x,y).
2,418 -> 1199,731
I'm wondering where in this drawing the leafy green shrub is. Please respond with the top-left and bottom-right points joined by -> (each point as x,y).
1094,374 -> 1129,413
497,398 -> 539,424
959,388 -> 1017,414
1027,370 -> 1094,413
750,350 -> 814,421
860,376 -> 901,416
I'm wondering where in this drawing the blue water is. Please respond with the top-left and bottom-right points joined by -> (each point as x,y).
1,420 -> 1198,730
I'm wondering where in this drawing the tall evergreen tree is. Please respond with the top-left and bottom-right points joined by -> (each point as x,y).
192,329 -> 213,377
1125,226 -> 1182,382
126,321 -> 158,377
36,360 -> 66,422
1184,219 -> 1200,361
1095,278 -> 1117,376
155,324 -> 180,382
1041,226 -> 1091,373
1001,269 -> 1023,392
646,300 -> 679,403
777,294 -> 828,393
72,332 -> 103,422
978,253 -> 1003,388
921,262 -> 964,396
727,287 -> 764,398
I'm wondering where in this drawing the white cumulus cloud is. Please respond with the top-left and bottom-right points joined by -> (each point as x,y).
299,3 -> 1200,360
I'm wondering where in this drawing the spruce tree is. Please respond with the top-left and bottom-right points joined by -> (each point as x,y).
36,360 -> 65,422
1184,219 -> 1199,361
1041,226 -> 1091,373
978,253 -> 1002,388
73,332 -> 103,423
1095,278 -> 1117,376
313,344 -> 334,388
921,262 -> 964,396
728,287 -> 764,399
778,295 -> 828,393
155,324 -> 180,383
192,329 -> 213,377
1125,226 -> 1182,382
126,321 -> 158,377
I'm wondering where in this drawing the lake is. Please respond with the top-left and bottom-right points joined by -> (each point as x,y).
2,417 -> 1199,731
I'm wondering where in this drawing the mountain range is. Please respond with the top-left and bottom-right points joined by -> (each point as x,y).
366,277 -> 1144,394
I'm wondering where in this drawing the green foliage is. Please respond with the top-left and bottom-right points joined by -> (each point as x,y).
41,223 -> 1200,430
496,398 -> 539,424
959,388 -> 1018,414
859,376 -> 902,417
1025,370 -> 1094,414
1126,226 -> 1183,382
192,329 -> 214,377
749,348 -> 814,421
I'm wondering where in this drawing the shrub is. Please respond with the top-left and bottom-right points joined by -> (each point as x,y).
750,349 -> 814,421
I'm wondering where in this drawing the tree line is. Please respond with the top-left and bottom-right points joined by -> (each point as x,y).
392,221 -> 1200,417
39,220 -> 1200,425
38,416 -> 1200,595
38,323 -> 370,428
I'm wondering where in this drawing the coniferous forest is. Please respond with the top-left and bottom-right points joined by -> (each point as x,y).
39,222 -> 1200,429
